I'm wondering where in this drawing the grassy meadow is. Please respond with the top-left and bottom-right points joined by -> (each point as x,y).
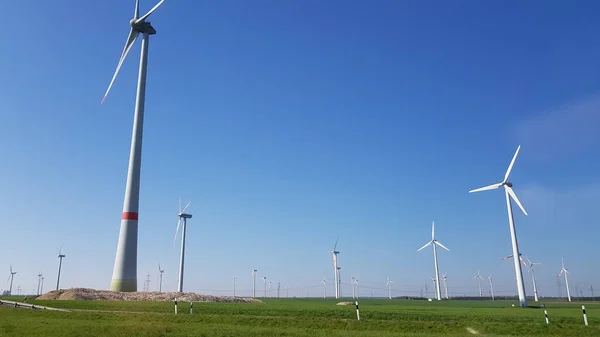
1,296 -> 598,336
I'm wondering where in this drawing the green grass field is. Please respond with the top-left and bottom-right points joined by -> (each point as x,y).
0,297 -> 598,336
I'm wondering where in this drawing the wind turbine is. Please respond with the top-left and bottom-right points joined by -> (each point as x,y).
105,0 -> 167,292
386,276 -> 394,299
56,246 -> 66,291
321,277 -> 327,298
558,257 -> 571,301
488,274 -> 495,301
174,200 -> 192,293
263,276 -> 267,298
37,272 -> 42,296
469,145 -> 529,307
525,257 -> 542,302
429,276 -> 437,298
417,221 -> 449,301
252,269 -> 258,298
353,278 -> 359,299
441,273 -> 449,299
41,276 -> 44,295
330,237 -> 341,299
351,276 -> 356,299
474,270 -> 484,298
7,266 -> 16,295
157,263 -> 164,293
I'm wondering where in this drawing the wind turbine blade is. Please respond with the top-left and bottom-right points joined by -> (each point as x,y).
58,244 -> 64,256
469,182 -> 503,193
173,218 -> 181,244
101,29 -> 139,103
519,256 -> 527,266
417,241 -> 432,252
502,254 -> 513,260
506,186 -> 528,215
181,201 -> 191,214
333,236 -> 339,251
504,145 -> 521,183
178,198 -> 181,214
431,221 -> 435,240
435,241 -> 450,251
158,263 -> 161,272
135,0 -> 165,24
134,0 -> 140,19
525,256 -> 532,266
10,264 -> 12,273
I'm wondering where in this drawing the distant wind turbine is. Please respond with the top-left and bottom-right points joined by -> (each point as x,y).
386,277 -> 394,299
474,270 -> 484,298
469,145 -> 529,307
56,246 -> 66,291
488,274 -> 495,301
157,263 -> 164,293
558,257 -> 571,302
321,277 -> 327,298
525,257 -> 542,302
441,273 -> 449,299
417,221 -> 449,301
329,237 -> 341,299
7,265 -> 16,295
174,200 -> 192,292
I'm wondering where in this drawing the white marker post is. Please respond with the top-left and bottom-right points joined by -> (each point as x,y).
355,301 -> 360,321
174,297 -> 178,315
582,306 -> 588,326
190,301 -> 193,314
544,310 -> 549,324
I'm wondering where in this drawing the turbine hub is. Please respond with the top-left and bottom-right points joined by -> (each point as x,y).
505,182 -> 513,187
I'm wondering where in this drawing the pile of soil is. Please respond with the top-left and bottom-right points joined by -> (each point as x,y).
38,288 -> 262,303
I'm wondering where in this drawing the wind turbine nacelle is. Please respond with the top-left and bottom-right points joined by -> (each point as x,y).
505,182 -> 513,187
179,213 -> 192,219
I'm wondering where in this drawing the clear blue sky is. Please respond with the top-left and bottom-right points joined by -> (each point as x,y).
1,0 -> 599,298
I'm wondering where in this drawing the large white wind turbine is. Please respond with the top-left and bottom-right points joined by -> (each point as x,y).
558,257 -> 571,302
386,277 -> 394,299
329,237 -> 341,299
105,0 -> 167,292
474,270 -> 484,298
525,257 -> 542,302
417,221 -> 449,301
174,200 -> 192,292
469,145 -> 529,307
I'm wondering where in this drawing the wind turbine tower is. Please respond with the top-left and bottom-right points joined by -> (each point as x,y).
474,270 -> 484,298
37,273 -> 42,296
386,277 -> 394,299
157,263 -> 164,292
105,0 -> 168,292
174,200 -> 192,293
330,237 -> 341,299
559,257 -> 572,301
417,221 -> 449,301
525,257 -> 542,302
441,273 -> 449,299
252,269 -> 257,298
488,274 -> 495,301
469,145 -> 529,307
7,266 -> 16,295
56,246 -> 66,291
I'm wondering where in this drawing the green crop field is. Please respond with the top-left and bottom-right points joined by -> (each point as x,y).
0,297 -> 598,336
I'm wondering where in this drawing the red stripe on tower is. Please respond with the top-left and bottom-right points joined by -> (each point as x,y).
122,212 -> 139,220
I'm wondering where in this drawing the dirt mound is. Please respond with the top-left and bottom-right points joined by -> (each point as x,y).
336,301 -> 356,305
38,288 -> 262,303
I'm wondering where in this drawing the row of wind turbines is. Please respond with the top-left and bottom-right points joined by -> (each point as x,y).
4,247 -> 66,296
409,145 -> 575,305
96,0 -> 577,304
